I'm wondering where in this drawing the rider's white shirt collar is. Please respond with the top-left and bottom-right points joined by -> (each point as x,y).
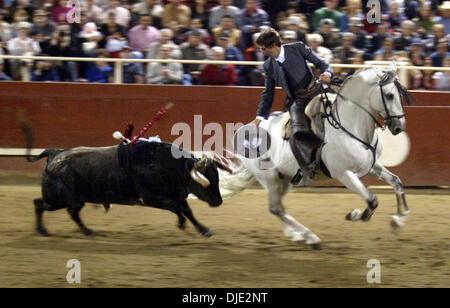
275,46 -> 285,63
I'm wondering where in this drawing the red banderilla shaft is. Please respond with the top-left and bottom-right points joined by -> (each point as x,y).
129,102 -> 174,146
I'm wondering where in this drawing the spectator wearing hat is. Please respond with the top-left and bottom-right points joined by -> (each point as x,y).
146,43 -> 183,84
317,18 -> 340,50
408,37 -> 426,67
394,20 -> 418,51
7,21 -> 41,80
237,0 -> 270,49
200,46 -> 238,85
119,45 -> 145,84
131,0 -> 164,29
29,9 -> 56,55
430,39 -> 450,67
306,33 -> 333,63
282,30 -> 297,44
128,14 -> 160,53
212,14 -> 242,47
180,29 -> 211,84
147,28 -> 181,59
162,0 -> 191,28
436,1 -> 450,34
209,0 -> 240,30
313,0 -> 343,32
99,12 -> 127,56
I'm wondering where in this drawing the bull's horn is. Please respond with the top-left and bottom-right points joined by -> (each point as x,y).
213,159 -> 233,174
190,168 -> 210,188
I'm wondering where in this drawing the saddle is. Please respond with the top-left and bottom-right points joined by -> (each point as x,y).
281,93 -> 337,141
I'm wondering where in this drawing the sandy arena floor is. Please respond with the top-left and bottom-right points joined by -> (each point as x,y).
0,185 -> 448,288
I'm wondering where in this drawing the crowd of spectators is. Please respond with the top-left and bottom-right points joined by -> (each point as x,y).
0,0 -> 448,90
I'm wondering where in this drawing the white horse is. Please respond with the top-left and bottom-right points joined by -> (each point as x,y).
219,64 -> 415,249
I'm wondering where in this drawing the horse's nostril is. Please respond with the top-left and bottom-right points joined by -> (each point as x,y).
394,128 -> 401,134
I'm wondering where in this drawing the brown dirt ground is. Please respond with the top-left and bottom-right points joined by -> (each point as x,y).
0,185 -> 448,288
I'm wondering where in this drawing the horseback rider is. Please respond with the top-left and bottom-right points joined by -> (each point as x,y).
250,28 -> 333,186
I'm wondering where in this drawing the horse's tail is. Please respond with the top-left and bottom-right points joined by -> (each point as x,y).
20,120 -> 61,162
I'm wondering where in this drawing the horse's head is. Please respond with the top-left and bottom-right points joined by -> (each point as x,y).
369,64 -> 414,135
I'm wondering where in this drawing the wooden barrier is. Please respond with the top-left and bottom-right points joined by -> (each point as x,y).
1,82 -> 449,186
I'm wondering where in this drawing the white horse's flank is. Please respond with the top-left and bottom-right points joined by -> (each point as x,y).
219,64 -> 411,248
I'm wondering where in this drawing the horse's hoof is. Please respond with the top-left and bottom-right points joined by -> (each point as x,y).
202,229 -> 214,237
391,215 -> 405,229
37,227 -> 50,236
310,243 -> 322,250
346,209 -> 362,221
83,228 -> 94,236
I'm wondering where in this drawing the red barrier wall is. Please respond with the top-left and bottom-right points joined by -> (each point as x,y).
1,82 -> 449,186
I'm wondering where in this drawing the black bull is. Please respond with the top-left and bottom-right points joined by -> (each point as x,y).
27,141 -> 232,237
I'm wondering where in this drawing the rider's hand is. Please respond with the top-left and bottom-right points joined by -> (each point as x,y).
250,118 -> 262,127
319,73 -> 331,83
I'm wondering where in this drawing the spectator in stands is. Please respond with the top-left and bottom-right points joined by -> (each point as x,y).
415,57 -> 435,90
52,0 -> 71,23
348,17 -> 371,58
128,14 -> 160,53
0,62 -> 12,81
30,9 -> 55,55
11,9 -> 31,36
313,0 -> 343,32
282,30 -> 297,44
242,32 -> 264,86
216,31 -> 244,83
414,2 -> 436,34
276,1 -> 300,30
147,28 -> 181,59
333,32 -> 363,75
162,0 -> 191,28
209,0 -> 240,30
404,0 -> 420,20
48,23 -> 79,81
31,58 -> 60,81
78,22 -> 103,56
212,14 -> 242,47
433,57 -> 450,91
436,1 -> 450,34
341,0 -> 365,32
191,0 -> 209,30
238,0 -> 270,49
200,46 -> 238,85
146,43 -> 183,84
281,15 -> 307,44
119,45 -> 145,84
374,37 -> 397,61
81,48 -> 113,83
408,37 -> 425,67
317,19 -> 340,50
370,22 -> 390,54
7,21 -> 41,80
427,24 -> 447,53
430,39 -> 450,67
190,17 -> 213,46
0,11 -> 12,45
85,0 -> 103,25
168,20 -> 188,45
394,20 -> 418,51
180,29 -> 211,84
306,33 -> 333,63
8,0 -> 35,23
386,1 -> 406,31
99,12 -> 127,57
102,0 -> 131,28
94,0 -> 110,11
131,0 -> 164,29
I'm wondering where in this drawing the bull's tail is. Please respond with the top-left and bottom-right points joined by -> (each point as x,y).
20,120 -> 60,162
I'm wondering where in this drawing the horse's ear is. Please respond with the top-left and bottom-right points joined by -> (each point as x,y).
390,60 -> 397,72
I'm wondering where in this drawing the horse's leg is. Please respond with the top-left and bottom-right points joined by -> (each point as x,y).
264,173 -> 321,248
337,170 -> 378,222
370,161 -> 409,227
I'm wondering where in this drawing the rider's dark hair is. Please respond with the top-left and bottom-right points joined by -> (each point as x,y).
256,28 -> 282,48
